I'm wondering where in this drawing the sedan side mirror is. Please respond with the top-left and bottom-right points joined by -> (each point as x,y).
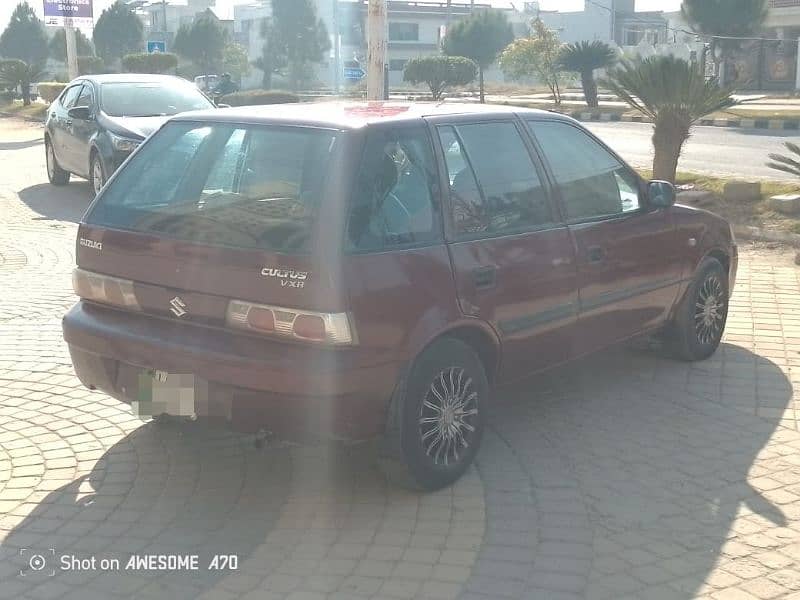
67,106 -> 92,121
647,180 -> 676,209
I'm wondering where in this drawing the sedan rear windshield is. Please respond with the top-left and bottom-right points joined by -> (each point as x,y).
100,82 -> 212,117
87,122 -> 338,253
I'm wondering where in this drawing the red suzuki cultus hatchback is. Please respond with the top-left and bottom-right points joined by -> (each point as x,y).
63,102 -> 737,489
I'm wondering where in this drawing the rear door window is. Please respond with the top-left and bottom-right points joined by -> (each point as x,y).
87,122 -> 337,253
346,126 -> 440,251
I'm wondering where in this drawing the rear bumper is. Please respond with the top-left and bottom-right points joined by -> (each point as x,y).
62,301 -> 400,440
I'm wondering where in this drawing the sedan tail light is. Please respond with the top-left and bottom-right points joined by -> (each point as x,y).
226,300 -> 354,345
72,268 -> 140,311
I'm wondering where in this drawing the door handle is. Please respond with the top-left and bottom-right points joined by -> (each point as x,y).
472,265 -> 496,289
587,246 -> 606,264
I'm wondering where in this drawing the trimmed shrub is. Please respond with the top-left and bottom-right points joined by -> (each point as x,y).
78,56 -> 105,75
220,89 -> 300,106
403,55 -> 477,100
38,82 -> 67,103
122,52 -> 179,74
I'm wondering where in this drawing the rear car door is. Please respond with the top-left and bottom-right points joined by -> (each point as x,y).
49,83 -> 83,171
430,117 -> 579,382
63,81 -> 98,177
526,119 -> 681,356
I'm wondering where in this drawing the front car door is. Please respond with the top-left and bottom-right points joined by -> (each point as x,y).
63,81 -> 98,178
430,116 -> 579,383
526,118 -> 681,356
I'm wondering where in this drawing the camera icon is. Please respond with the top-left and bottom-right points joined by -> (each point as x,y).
19,549 -> 55,577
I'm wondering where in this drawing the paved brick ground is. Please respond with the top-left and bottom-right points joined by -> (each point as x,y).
1,118 -> 799,600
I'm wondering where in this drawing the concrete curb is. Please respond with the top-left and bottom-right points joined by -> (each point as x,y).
733,224 -> 800,246
488,102 -> 800,130
0,111 -> 45,123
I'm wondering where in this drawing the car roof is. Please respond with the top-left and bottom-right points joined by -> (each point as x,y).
73,73 -> 194,86
169,101 -> 568,130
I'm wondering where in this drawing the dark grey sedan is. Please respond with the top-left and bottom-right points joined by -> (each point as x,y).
44,74 -> 215,195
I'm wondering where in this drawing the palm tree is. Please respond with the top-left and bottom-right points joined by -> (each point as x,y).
559,41 -> 617,108
0,59 -> 44,106
681,0 -> 768,84
767,142 -> 800,180
604,56 -> 737,183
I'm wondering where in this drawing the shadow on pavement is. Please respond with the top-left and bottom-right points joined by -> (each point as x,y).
18,182 -> 92,223
494,341 -> 791,599
0,139 -> 42,151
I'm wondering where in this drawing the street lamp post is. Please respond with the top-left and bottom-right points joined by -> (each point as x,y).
367,0 -> 386,101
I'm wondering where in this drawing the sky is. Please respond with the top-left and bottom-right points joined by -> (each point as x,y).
1,0 -> 684,35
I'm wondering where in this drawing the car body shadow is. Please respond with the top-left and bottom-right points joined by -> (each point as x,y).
18,182 -> 92,223
491,341 -> 791,598
0,139 -> 43,151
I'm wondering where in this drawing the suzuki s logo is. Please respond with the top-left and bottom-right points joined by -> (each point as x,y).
260,267 -> 308,289
79,238 -> 102,251
169,296 -> 187,317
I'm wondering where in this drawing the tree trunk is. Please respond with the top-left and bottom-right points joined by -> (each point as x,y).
21,82 -> 31,106
478,66 -> 484,104
581,70 -> 598,108
651,118 -> 690,183
261,65 -> 272,89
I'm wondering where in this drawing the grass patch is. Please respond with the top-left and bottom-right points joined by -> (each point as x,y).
721,108 -> 800,120
0,100 -> 48,120
637,168 -> 800,235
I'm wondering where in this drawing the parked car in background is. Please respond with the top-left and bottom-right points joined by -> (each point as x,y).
62,102 -> 737,490
44,74 -> 216,195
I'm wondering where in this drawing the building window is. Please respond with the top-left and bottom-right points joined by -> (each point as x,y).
389,22 -> 419,41
389,59 -> 408,72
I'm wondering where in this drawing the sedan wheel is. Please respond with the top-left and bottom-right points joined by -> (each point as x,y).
45,139 -> 70,186
90,155 -> 105,196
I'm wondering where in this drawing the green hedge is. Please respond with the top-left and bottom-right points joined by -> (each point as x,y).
38,82 -> 67,103
122,52 -> 178,74
220,90 -> 300,107
78,56 -> 105,75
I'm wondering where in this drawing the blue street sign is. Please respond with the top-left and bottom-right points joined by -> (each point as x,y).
147,41 -> 166,54
343,67 -> 366,81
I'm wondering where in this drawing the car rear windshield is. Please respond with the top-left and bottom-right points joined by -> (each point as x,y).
86,121 -> 338,253
100,82 -> 212,117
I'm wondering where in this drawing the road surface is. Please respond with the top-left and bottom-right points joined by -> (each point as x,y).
585,121 -> 798,181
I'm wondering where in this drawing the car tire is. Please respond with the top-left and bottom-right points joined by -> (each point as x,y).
89,153 -> 106,196
46,137 -> 70,186
666,257 -> 729,361
379,337 -> 488,490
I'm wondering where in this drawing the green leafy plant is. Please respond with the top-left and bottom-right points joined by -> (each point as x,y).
220,89 -> 300,106
174,9 -> 228,78
37,81 -> 68,103
604,56 -> 736,183
559,40 -> 617,108
442,9 -> 514,103
403,56 -> 477,100
78,56 -> 106,75
121,52 -> 178,74
0,58 -> 44,105
48,28 -> 94,61
0,2 -> 48,65
681,0 -> 768,83
499,19 -> 567,106
222,43 -> 251,83
767,142 -> 800,180
93,0 -> 144,65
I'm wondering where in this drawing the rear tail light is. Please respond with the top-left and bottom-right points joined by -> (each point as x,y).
226,300 -> 354,345
72,269 -> 140,311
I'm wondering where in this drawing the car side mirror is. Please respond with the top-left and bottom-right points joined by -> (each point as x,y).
647,180 -> 676,209
67,106 -> 92,120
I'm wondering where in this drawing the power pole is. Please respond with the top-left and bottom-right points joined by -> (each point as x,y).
367,0 -> 386,101
333,0 -> 340,94
64,21 -> 79,80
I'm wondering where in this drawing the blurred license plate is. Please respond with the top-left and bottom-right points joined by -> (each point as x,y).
133,370 -> 197,417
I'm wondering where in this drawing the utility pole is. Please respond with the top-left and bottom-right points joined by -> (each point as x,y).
333,0 -> 340,94
367,0 -> 386,101
64,21 -> 79,80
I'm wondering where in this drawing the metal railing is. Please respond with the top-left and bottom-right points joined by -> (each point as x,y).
771,0 -> 800,8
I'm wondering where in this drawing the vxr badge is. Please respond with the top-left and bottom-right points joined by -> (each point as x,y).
169,296 -> 187,317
